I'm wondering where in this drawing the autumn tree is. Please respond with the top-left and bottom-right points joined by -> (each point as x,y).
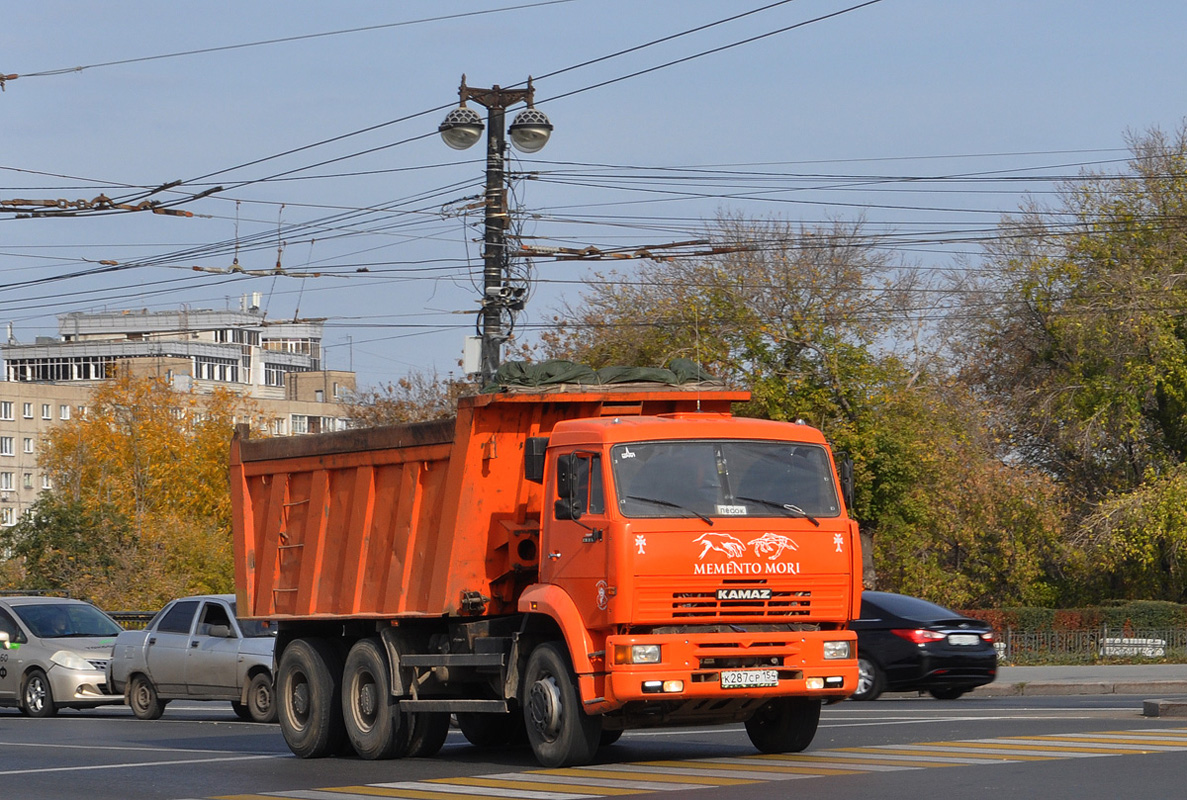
953,123 -> 1187,601
344,369 -> 472,426
0,369 -> 256,609
532,213 -> 1062,605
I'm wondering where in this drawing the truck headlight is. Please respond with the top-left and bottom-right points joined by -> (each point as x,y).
823,640 -> 851,660
614,644 -> 661,664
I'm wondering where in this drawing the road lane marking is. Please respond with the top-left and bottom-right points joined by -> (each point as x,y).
208,726 -> 1187,800
0,754 -> 275,777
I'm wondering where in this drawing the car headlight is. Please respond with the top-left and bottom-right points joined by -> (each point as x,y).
50,650 -> 94,671
823,640 -> 852,660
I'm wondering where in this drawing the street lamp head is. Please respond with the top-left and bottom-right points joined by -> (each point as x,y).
439,106 -> 484,150
508,107 -> 553,153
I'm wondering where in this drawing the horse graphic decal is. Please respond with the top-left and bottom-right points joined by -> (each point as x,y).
693,533 -> 747,560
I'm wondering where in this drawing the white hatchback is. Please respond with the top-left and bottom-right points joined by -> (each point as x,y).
0,595 -> 124,716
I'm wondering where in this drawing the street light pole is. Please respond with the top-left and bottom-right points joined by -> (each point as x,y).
440,76 -> 552,384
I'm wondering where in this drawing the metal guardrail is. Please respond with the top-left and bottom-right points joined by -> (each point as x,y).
109,611 -> 154,630
996,627 -> 1187,664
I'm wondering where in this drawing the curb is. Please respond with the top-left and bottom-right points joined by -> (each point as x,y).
972,680 -> 1187,697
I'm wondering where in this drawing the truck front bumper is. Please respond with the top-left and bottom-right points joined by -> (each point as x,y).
590,630 -> 857,710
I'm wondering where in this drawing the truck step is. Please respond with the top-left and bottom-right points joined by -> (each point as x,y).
399,653 -> 505,667
398,699 -> 509,713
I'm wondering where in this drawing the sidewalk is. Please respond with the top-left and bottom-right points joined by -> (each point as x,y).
972,664 -> 1187,697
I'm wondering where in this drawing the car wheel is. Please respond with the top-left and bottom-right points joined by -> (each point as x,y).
523,642 -> 602,767
342,637 -> 406,759
457,709 -> 528,747
851,656 -> 884,701
231,701 -> 253,721
22,669 -> 56,718
928,687 -> 967,700
277,637 -> 348,758
129,674 -> 166,720
744,696 -> 821,754
247,672 -> 277,723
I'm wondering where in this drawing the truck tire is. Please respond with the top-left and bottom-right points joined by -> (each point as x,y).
744,696 -> 821,754
278,637 -> 348,758
523,643 -> 601,767
851,656 -> 884,701
246,671 -> 278,723
129,674 -> 166,720
21,668 -> 56,718
342,638 -> 406,759
457,710 -> 528,747
404,711 -> 451,757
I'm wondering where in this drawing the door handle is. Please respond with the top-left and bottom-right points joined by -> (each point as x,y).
148,637 -> 156,645
548,551 -> 562,560
190,641 -> 199,648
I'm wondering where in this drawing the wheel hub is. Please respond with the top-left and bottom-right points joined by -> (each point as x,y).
527,676 -> 562,742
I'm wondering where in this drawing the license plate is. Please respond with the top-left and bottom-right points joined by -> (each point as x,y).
720,669 -> 779,688
947,634 -> 980,646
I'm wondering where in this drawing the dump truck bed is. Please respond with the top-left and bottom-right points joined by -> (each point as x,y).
231,386 -> 746,621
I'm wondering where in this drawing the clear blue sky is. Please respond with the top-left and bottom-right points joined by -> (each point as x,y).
3,1 -> 1185,388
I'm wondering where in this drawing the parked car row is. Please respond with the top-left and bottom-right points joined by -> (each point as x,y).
0,589 -> 994,717
0,593 -> 276,720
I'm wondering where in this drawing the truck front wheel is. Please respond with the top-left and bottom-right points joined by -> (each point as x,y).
277,638 -> 348,758
523,643 -> 601,768
744,696 -> 821,754
342,637 -> 407,759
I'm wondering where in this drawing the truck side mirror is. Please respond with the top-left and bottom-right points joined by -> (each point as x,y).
524,436 -> 548,484
838,454 -> 855,512
554,453 -> 582,521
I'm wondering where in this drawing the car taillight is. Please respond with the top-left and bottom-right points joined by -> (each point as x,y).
891,628 -> 947,644
981,632 -> 995,643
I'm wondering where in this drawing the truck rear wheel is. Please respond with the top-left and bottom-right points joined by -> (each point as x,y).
278,637 -> 348,758
744,696 -> 821,754
404,711 -> 450,757
523,643 -> 601,767
457,710 -> 528,747
343,637 -> 407,759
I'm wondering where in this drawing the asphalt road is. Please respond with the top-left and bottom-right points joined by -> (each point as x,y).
6,688 -> 1187,800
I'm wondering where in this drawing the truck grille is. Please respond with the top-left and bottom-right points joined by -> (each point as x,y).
635,576 -> 850,623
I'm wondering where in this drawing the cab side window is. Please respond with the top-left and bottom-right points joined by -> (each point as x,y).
555,452 -> 604,518
157,600 -> 199,634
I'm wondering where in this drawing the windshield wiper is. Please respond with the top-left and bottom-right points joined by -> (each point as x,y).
736,495 -> 820,527
625,495 -> 713,525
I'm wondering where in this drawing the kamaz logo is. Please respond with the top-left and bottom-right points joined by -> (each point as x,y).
716,588 -> 772,601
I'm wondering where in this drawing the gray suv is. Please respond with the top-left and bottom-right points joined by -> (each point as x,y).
0,595 -> 124,716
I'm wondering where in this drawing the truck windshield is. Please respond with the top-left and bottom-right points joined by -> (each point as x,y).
611,440 -> 840,520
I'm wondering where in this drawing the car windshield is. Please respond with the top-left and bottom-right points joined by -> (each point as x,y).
612,439 -> 840,519
229,600 -> 276,638
14,602 -> 122,638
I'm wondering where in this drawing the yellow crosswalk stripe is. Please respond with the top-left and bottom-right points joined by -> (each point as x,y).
440,776 -> 638,796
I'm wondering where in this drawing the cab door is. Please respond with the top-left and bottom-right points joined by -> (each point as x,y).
543,450 -> 614,628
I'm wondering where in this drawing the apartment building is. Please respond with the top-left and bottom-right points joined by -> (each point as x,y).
0,298 -> 358,524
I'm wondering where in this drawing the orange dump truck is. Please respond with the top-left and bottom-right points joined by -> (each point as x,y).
231,385 -> 861,767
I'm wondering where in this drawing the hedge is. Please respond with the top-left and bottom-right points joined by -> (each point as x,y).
958,601 -> 1187,632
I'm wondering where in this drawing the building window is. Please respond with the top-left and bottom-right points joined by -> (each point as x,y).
0,402 -> 12,421
22,438 -> 32,454
0,473 -> 12,491
315,390 -> 325,403
22,403 -> 32,419
1,508 -> 12,526
59,405 -> 70,420
22,473 -> 32,490
41,474 -> 51,490
41,404 -> 51,420
291,415 -> 308,435
0,438 -> 12,457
